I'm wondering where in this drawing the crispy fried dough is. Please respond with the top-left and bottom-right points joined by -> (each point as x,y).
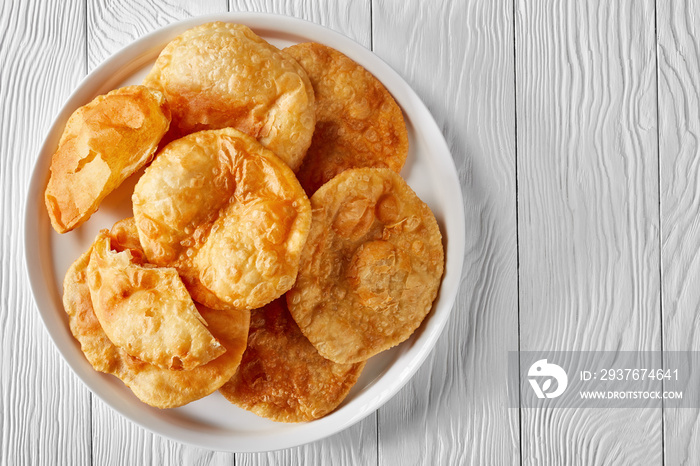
87,231 -> 225,371
220,298 -> 365,422
45,85 -> 171,233
143,22 -> 315,170
287,168 -> 444,364
109,217 -> 145,256
132,128 -> 311,312
285,43 -> 408,194
63,221 -> 249,409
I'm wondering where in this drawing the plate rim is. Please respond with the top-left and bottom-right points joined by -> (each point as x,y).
24,11 -> 466,452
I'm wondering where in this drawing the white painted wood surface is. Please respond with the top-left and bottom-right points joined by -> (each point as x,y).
1,1 -> 90,465
516,1 -> 663,464
3,0 -> 700,464
657,1 -> 700,464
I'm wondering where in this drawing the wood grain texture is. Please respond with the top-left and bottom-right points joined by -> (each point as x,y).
236,419 -> 376,466
656,1 -> 700,464
0,1 -> 90,465
516,0 -> 662,464
230,0 -> 371,48
87,0 -> 226,72
374,0 -> 519,464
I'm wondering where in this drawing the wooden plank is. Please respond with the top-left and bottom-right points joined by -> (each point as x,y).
373,1 -> 520,464
85,1 -> 229,464
87,0 -> 226,72
515,0 -> 662,463
656,0 -> 700,464
0,1 -> 90,465
237,419 -> 376,466
230,0 -> 371,48
229,1 -> 377,465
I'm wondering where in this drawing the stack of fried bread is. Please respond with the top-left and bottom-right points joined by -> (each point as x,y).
48,22 -> 444,422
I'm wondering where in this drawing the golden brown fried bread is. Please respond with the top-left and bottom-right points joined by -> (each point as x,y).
132,127 -> 311,312
87,231 -> 225,371
63,222 -> 249,408
284,43 -> 408,194
109,217 -> 145,256
220,298 -> 365,422
143,22 -> 315,170
45,85 -> 171,233
287,168 -> 444,364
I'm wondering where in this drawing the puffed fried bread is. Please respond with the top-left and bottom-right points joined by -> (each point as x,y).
132,127 -> 311,312
63,219 -> 249,409
285,42 -> 408,194
287,168 -> 444,364
54,26 -> 446,420
45,85 -> 170,233
87,231 -> 225,371
143,22 -> 315,170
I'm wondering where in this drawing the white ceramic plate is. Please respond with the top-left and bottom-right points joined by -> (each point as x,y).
24,13 -> 465,452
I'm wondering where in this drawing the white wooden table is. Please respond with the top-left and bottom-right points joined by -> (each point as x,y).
3,0 -> 700,464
